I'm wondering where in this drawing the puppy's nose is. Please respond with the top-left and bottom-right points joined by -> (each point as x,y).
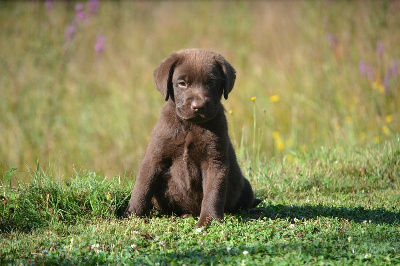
191,99 -> 206,111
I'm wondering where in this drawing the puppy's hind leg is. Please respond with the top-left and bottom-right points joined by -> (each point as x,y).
236,178 -> 262,210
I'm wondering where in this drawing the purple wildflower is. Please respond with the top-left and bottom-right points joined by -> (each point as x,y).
75,3 -> 85,21
383,60 -> 399,92
75,3 -> 84,12
359,60 -> 366,77
65,23 -> 76,43
366,64 -> 375,81
45,0 -> 53,10
95,35 -> 105,56
88,0 -> 100,15
383,73 -> 390,92
376,40 -> 384,57
76,11 -> 85,21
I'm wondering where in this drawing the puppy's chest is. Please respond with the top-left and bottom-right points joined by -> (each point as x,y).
175,130 -> 208,163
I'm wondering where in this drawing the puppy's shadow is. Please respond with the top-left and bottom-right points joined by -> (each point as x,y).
243,204 -> 400,225
116,197 -> 399,225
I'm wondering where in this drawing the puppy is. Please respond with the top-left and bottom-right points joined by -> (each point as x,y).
126,49 -> 260,227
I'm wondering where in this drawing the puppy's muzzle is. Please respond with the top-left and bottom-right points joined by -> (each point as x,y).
191,97 -> 207,112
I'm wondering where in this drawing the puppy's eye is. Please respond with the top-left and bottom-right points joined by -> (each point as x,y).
177,81 -> 188,88
208,80 -> 217,87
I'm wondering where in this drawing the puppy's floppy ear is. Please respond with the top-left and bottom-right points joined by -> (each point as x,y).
154,53 -> 180,101
215,55 -> 236,100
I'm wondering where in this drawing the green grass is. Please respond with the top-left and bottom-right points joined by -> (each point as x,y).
1,138 -> 399,264
1,1 -> 400,264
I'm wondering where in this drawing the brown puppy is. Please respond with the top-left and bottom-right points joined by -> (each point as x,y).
126,49 -> 260,227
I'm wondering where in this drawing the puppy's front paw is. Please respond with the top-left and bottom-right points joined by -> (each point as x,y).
124,202 -> 147,218
122,205 -> 135,218
196,215 -> 212,228
196,213 -> 222,228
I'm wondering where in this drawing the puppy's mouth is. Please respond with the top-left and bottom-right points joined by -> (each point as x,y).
176,108 -> 218,123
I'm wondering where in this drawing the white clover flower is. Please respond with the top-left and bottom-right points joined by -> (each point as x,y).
69,238 -> 74,249
243,250 -> 249,255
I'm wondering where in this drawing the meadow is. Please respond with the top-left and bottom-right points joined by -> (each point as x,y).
1,1 -> 399,264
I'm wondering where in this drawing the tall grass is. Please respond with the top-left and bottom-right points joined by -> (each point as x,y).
0,1 -> 399,181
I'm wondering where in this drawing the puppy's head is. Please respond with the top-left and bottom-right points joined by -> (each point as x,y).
154,49 -> 236,123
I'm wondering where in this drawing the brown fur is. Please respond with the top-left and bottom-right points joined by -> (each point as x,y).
125,49 -> 260,227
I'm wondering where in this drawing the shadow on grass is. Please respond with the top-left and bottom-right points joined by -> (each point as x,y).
2,201 -> 398,234
243,204 -> 400,225
115,196 -> 399,225
115,193 -> 399,225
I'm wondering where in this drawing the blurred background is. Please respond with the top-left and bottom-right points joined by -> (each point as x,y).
0,1 -> 399,182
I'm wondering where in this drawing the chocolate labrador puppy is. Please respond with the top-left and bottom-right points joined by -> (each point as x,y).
126,49 -> 260,227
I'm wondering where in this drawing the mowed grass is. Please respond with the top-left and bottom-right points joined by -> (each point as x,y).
1,138 -> 399,264
1,1 -> 400,264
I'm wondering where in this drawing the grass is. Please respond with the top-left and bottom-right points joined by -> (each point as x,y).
1,137 -> 400,264
1,1 -> 400,264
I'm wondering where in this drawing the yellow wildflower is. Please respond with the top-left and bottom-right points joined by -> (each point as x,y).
229,110 -> 233,115
382,125 -> 390,135
106,192 -> 112,201
372,82 -> 384,93
276,138 -> 285,151
272,131 -> 280,139
272,131 -> 284,151
385,115 -> 392,123
374,136 -> 380,143
250,96 -> 256,102
269,95 -> 280,103
345,117 -> 353,124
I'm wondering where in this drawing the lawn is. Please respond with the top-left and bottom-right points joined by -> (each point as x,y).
1,138 -> 399,264
1,1 -> 399,264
